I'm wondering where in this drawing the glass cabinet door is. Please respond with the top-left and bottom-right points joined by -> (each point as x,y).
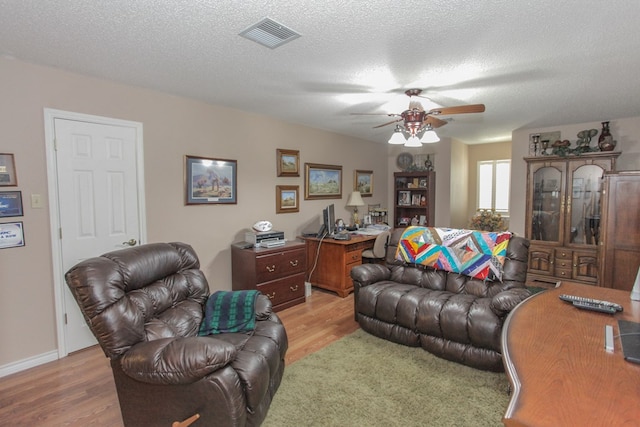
531,165 -> 563,242
567,164 -> 605,245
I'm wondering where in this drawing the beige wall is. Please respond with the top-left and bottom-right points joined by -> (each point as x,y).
510,118 -> 640,235
0,57 -> 389,369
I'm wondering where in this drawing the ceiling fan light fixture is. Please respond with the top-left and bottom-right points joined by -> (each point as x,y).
404,136 -> 422,147
388,126 -> 407,144
420,130 -> 440,144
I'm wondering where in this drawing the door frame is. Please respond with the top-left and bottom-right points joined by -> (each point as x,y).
44,108 -> 147,358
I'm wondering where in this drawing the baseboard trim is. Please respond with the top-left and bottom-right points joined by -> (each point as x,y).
0,350 -> 59,378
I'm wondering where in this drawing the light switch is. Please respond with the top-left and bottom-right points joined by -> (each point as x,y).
31,194 -> 44,209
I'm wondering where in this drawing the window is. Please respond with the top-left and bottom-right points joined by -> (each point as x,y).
478,160 -> 510,213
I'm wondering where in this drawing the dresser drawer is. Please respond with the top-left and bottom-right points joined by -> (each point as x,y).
555,249 -> 572,260
344,249 -> 363,265
257,273 -> 305,307
555,258 -> 572,269
554,268 -> 572,279
256,247 -> 306,283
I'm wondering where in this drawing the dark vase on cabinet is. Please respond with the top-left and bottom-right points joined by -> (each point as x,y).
393,171 -> 435,228
524,151 -> 620,287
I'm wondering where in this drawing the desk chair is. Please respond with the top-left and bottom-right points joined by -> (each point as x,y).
361,230 -> 390,263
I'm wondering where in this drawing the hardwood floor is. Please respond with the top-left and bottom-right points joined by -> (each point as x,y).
0,289 -> 358,426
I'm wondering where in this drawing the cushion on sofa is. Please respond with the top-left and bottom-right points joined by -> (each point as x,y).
395,226 -> 512,281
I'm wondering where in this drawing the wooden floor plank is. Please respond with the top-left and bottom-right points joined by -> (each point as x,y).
0,288 -> 357,426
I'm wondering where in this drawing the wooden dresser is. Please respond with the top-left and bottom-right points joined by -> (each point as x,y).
302,234 -> 376,297
231,241 -> 306,311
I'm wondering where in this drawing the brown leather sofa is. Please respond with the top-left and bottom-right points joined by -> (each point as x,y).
65,242 -> 287,427
351,229 -> 530,371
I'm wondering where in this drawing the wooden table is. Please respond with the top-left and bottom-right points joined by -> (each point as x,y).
301,234 -> 376,297
502,281 -> 640,426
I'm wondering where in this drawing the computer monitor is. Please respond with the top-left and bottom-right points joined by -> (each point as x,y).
319,203 -> 336,237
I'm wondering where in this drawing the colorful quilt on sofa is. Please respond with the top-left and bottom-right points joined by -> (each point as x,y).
395,227 -> 512,281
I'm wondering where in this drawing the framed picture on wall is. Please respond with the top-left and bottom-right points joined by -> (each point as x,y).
304,163 -> 342,200
0,191 -> 23,217
354,170 -> 373,197
276,185 -> 299,213
0,221 -> 25,249
185,155 -> 237,204
0,153 -> 18,187
276,149 -> 300,177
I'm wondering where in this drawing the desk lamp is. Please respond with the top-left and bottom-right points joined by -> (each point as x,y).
346,191 -> 365,226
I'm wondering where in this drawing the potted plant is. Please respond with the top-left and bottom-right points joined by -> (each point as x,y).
469,209 -> 506,232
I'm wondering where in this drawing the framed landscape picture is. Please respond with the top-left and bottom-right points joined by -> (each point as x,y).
276,149 -> 300,177
354,170 -> 373,197
185,155 -> 237,205
276,185 -> 299,213
304,163 -> 342,200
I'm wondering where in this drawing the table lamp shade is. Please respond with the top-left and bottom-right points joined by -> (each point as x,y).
347,191 -> 365,207
347,191 -> 365,225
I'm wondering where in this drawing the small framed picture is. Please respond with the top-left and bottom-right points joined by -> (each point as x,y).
411,194 -> 421,206
304,163 -> 342,200
398,190 -> 411,206
0,153 -> 18,187
354,170 -> 373,197
0,221 -> 25,249
276,185 -> 299,214
0,191 -> 23,217
276,149 -> 300,177
185,155 -> 237,205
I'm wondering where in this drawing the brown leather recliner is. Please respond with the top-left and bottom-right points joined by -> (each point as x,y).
351,229 -> 530,372
65,242 -> 287,427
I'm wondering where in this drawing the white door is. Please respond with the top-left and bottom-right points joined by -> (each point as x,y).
50,114 -> 145,354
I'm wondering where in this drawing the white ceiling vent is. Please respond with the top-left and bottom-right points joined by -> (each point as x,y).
239,17 -> 301,49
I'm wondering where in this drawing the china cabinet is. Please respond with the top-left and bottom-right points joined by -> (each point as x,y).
524,152 -> 620,286
393,171 -> 435,228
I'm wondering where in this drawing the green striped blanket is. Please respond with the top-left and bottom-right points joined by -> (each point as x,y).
198,290 -> 259,335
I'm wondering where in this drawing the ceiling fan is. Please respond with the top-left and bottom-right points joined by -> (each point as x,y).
352,89 -> 485,146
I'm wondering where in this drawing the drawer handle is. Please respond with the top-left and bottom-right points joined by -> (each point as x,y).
266,292 -> 276,300
266,265 -> 276,273
290,285 -> 298,292
560,271 -> 566,276
290,260 -> 299,267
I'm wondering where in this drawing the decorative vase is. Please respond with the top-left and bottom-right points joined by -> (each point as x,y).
598,121 -> 616,151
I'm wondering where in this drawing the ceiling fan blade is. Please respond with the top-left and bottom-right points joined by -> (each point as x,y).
428,104 -> 486,115
424,116 -> 448,128
350,112 -> 400,116
373,118 -> 403,128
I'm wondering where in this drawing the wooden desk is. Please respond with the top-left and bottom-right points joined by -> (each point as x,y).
302,234 -> 376,297
502,281 -> 640,427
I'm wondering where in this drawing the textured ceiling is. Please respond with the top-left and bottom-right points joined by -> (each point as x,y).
1,1 -> 640,144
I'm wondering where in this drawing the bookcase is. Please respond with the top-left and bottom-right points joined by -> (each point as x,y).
393,171 -> 435,228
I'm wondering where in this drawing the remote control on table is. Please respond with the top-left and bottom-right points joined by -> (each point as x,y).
559,294 -> 623,312
572,300 -> 617,314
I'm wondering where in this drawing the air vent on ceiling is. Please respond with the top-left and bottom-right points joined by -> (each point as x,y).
239,17 -> 301,49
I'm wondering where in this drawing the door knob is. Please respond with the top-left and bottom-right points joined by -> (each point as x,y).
123,238 -> 137,246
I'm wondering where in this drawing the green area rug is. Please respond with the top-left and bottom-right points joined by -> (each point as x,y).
264,329 -> 509,427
